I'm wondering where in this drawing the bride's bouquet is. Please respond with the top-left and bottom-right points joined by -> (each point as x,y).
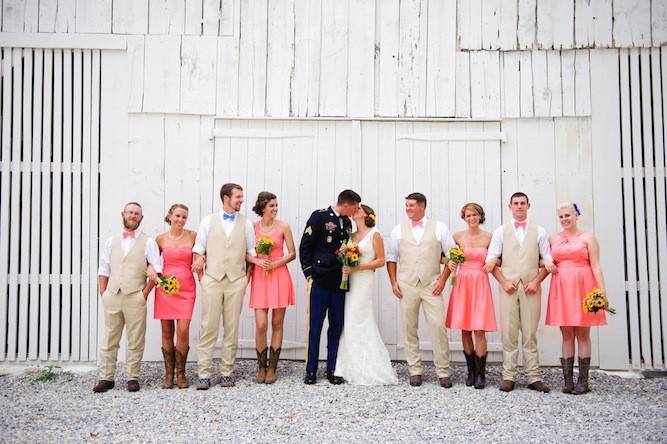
336,240 -> 361,290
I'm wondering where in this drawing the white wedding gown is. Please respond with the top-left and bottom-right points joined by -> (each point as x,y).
335,228 -> 398,385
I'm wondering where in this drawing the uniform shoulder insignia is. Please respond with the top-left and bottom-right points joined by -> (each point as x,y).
304,226 -> 313,235
318,208 -> 328,213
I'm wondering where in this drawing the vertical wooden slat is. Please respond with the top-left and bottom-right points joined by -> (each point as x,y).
398,0 -> 427,116
17,49 -> 33,361
318,0 -> 347,116
0,48 -> 13,361
426,0 -> 456,117
80,50 -> 92,362
519,51 -> 533,117
575,50 -> 592,116
517,0 -> 536,49
28,49 -> 43,361
498,0 -> 518,50
502,52 -> 521,118
70,50 -> 83,361
89,50 -> 102,360
561,50 -> 576,116
346,0 -> 374,117
39,49 -> 53,362
50,49 -> 63,361
375,0 -> 398,116
455,51 -> 470,117
658,47 -> 667,368
180,36 -> 217,115
61,48 -> 73,361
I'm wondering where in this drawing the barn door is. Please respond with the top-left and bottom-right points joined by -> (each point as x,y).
0,47 -> 101,362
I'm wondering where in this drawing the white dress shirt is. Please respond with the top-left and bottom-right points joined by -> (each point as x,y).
192,211 -> 257,256
386,217 -> 454,262
97,231 -> 162,277
485,219 -> 553,263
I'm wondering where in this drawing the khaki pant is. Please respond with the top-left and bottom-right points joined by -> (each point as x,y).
197,274 -> 247,379
499,286 -> 542,383
98,289 -> 147,381
399,280 -> 450,377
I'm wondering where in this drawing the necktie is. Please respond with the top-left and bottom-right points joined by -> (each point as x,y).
223,212 -> 236,222
514,221 -> 527,229
122,230 -> 135,239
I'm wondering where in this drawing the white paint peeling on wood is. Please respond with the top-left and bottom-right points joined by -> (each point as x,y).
291,0 -> 322,116
376,0 -> 399,116
148,0 -> 186,35
180,35 -> 217,114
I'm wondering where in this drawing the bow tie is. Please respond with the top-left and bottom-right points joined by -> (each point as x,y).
411,220 -> 423,228
122,230 -> 136,239
223,212 -> 236,222
514,221 -> 527,229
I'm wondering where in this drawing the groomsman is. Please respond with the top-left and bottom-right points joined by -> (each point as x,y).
300,189 -> 361,385
192,183 -> 257,389
484,192 -> 552,393
387,193 -> 454,387
93,202 -> 162,393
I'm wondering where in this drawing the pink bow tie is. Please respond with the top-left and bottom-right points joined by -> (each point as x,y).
514,221 -> 527,229
122,230 -> 136,239
411,220 -> 423,228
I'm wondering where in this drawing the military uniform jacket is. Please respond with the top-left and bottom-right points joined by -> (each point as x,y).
299,206 -> 352,290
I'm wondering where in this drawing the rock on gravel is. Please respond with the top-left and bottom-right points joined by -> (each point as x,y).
1,360 -> 665,443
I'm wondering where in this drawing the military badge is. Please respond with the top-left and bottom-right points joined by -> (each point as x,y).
304,226 -> 313,235
324,221 -> 337,231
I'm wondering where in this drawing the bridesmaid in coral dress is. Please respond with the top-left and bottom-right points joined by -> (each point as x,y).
545,202 -> 607,395
444,203 -> 497,389
153,204 -> 197,389
248,192 -> 296,384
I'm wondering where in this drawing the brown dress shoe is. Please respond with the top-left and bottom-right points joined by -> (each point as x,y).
92,380 -> 115,393
499,379 -> 515,392
127,380 -> 140,392
409,375 -> 422,387
439,377 -> 453,388
527,380 -> 550,393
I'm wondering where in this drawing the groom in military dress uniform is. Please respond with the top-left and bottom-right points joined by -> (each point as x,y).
300,189 -> 361,384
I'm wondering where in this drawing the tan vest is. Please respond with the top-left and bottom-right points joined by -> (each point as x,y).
397,220 -> 442,286
107,234 -> 148,294
205,213 -> 247,282
500,222 -> 539,282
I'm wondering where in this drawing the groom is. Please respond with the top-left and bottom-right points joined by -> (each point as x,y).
387,192 -> 454,387
300,189 -> 361,384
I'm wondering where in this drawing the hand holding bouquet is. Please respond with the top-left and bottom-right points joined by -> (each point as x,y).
447,248 -> 466,286
256,236 -> 275,275
157,275 -> 180,296
582,288 -> 616,315
336,240 -> 361,290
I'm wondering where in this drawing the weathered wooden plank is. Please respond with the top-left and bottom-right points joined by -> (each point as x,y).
455,51 -> 471,117
180,35 -> 217,114
38,0 -> 76,33
2,0 -> 26,32
148,0 -> 186,35
266,0 -> 295,116
220,0 -> 237,36
238,0 -> 268,116
575,50 -> 591,116
537,0 -> 573,49
216,35 -> 240,116
143,35 -> 181,113
561,50 -> 576,116
126,35 -> 145,112
502,51 -> 521,118
519,51 -> 533,117
202,0 -> 220,35
75,0 -> 112,33
347,0 -> 374,117
426,0 -> 455,116
55,0 -> 76,32
50,49 -> 63,360
470,51 -> 500,118
498,0 -> 518,50
292,0 -> 322,116
575,0 -> 613,48
376,0 -> 399,116
458,0 -> 482,50
0,49 -> 12,359
532,50 -> 549,117
613,0 -> 651,47
38,0 -> 57,32
653,0 -> 667,46
554,118 -> 593,216
399,0 -> 428,116
481,0 -> 500,50
546,50 -> 562,116
319,0 -> 348,116
164,115 -> 202,220
517,0 -> 536,49
184,0 -> 203,35
112,0 -> 149,34
657,47 -> 667,366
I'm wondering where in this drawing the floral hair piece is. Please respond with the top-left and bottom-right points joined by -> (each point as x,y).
368,213 -> 377,223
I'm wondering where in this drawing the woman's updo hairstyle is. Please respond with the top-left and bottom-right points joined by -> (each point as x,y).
164,203 -> 189,225
361,204 -> 377,228
253,191 -> 277,217
460,202 -> 485,224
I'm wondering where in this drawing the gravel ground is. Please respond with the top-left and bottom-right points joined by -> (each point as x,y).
1,360 -> 665,443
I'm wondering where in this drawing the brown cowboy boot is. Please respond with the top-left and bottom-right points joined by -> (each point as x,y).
561,357 -> 575,394
573,357 -> 591,395
463,351 -> 476,387
474,354 -> 487,389
265,347 -> 281,384
175,347 -> 189,389
256,348 -> 268,384
161,347 -> 175,389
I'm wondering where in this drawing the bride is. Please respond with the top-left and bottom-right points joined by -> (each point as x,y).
335,204 -> 398,385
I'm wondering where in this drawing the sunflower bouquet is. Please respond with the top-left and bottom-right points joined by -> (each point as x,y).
256,236 -> 275,275
447,247 -> 466,286
157,275 -> 180,296
582,288 -> 616,315
336,240 -> 361,290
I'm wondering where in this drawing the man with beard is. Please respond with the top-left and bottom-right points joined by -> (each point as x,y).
93,202 -> 162,393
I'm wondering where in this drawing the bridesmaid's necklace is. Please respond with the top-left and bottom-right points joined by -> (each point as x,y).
168,229 -> 184,241
259,219 -> 275,234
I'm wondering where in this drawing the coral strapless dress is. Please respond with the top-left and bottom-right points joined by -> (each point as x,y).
445,247 -> 497,332
154,247 -> 196,320
546,234 -> 607,327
